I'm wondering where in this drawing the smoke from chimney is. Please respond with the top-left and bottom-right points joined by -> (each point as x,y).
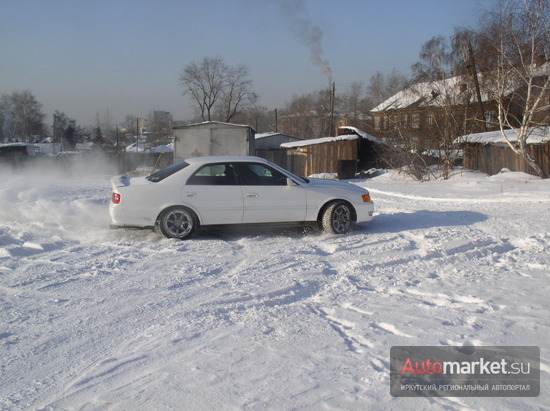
273,0 -> 333,86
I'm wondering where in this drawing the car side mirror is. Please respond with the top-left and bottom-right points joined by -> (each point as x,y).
286,178 -> 298,186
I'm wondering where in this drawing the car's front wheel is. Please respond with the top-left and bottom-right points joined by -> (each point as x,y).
321,201 -> 353,234
158,207 -> 197,239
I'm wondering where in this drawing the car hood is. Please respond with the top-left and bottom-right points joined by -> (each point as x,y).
305,178 -> 368,193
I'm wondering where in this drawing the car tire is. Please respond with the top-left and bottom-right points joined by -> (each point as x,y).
321,201 -> 352,234
158,207 -> 197,239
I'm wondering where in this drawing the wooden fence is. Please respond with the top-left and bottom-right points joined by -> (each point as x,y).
463,143 -> 549,176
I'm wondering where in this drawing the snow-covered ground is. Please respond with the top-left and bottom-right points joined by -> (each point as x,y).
1,164 -> 549,410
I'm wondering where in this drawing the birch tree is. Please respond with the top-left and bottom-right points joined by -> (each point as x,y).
481,0 -> 549,178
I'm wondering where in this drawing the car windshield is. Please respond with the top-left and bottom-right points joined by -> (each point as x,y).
146,161 -> 189,182
269,162 -> 309,184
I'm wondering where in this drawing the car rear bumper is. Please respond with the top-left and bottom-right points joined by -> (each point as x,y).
109,203 -> 124,226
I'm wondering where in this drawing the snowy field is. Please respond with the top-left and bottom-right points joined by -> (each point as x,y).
1,162 -> 549,410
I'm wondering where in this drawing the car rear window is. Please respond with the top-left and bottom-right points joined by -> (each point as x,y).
146,161 -> 189,182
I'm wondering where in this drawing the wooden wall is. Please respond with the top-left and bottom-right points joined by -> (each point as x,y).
463,143 -> 549,176
285,139 -> 358,177
255,149 -> 288,169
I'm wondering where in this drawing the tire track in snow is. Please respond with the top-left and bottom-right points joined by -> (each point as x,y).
309,306 -> 374,353
368,187 -> 550,203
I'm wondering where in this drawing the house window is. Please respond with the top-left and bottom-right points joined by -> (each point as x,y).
412,113 -> 420,129
374,116 -> 381,130
427,114 -> 434,128
409,135 -> 419,151
484,111 -> 497,128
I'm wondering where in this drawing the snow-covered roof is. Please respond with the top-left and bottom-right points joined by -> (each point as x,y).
151,145 -> 173,153
255,132 -> 301,140
372,62 -> 550,113
174,121 -> 256,131
338,126 -> 387,145
371,76 -> 487,112
255,132 -> 277,139
459,126 -> 550,145
281,134 -> 358,148
125,143 -> 174,153
281,126 -> 389,149
0,142 -> 38,148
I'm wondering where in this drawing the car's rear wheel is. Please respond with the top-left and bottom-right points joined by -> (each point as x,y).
158,207 -> 196,239
321,201 -> 352,234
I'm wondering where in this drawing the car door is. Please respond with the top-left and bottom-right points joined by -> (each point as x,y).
181,163 -> 243,225
237,162 -> 307,224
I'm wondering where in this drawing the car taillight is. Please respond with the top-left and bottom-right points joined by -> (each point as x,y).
112,193 -> 121,204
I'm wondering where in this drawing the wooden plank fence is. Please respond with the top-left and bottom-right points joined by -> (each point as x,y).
463,143 -> 550,176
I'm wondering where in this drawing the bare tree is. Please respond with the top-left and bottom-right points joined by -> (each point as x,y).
278,93 -> 318,139
411,36 -> 454,82
365,70 -> 408,109
218,65 -> 258,122
147,111 -> 174,146
52,110 -> 77,150
0,90 -> 46,142
122,115 -> 137,135
279,89 -> 332,139
180,56 -> 258,123
339,81 -> 370,129
230,105 -> 274,133
480,0 -> 549,178
95,108 -> 116,147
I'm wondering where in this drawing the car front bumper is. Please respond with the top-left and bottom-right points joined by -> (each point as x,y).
355,201 -> 375,223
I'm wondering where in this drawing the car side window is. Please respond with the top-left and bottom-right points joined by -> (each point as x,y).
187,163 -> 238,185
238,163 -> 287,186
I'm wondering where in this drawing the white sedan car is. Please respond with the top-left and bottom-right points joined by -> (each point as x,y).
109,156 -> 374,239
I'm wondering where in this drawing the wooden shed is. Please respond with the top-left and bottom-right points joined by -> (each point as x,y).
280,127 -> 387,178
460,127 -> 550,176
281,135 -> 358,178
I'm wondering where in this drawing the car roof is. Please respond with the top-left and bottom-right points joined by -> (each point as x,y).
184,156 -> 269,165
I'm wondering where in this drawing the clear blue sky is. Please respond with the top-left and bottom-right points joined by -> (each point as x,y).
0,0 -> 495,127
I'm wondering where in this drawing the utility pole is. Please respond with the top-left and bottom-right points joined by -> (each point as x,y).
136,118 -> 139,152
329,82 -> 335,136
52,114 -> 57,150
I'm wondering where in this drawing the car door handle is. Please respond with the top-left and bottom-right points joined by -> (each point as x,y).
246,193 -> 258,198
185,193 -> 197,198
